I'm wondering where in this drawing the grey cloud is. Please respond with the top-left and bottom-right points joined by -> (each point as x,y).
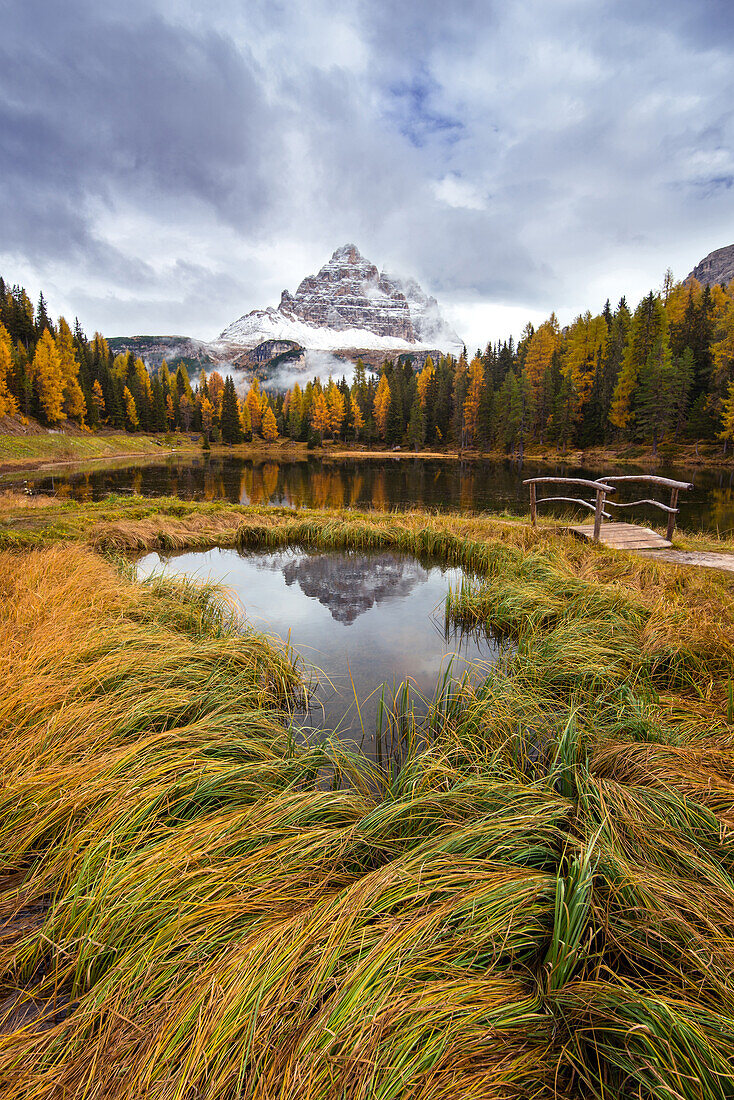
2,0 -> 733,345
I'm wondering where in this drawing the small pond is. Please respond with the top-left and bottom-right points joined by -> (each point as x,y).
137,546 -> 502,756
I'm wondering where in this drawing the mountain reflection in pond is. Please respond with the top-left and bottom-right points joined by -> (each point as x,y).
281,553 -> 428,625
137,547 -> 501,752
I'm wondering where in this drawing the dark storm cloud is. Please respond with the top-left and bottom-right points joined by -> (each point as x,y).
1,0 -> 733,343
0,0 -> 277,262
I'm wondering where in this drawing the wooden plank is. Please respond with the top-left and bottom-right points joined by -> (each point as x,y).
566,522 -> 672,550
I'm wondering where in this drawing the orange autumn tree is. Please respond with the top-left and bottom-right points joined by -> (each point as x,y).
246,379 -> 263,434
0,323 -> 18,418
311,390 -> 330,440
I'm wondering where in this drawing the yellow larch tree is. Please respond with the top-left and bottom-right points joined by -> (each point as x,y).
373,374 -> 391,440
562,311 -> 608,423
326,380 -> 345,438
208,371 -> 225,416
55,317 -> 87,424
262,405 -> 278,442
246,379 -> 262,434
32,329 -> 65,423
199,395 -> 214,438
239,398 -> 252,439
351,393 -> 364,440
123,386 -> 139,430
91,379 -> 106,421
0,323 -> 18,418
416,356 -> 435,408
311,390 -> 330,440
462,356 -> 484,445
523,315 -> 559,435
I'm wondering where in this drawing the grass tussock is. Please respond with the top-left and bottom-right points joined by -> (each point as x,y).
1,505 -> 734,1095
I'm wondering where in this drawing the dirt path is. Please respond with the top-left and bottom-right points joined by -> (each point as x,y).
635,548 -> 734,572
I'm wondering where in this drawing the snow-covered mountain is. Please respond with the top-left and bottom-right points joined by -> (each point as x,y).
212,244 -> 463,361
110,245 -> 463,384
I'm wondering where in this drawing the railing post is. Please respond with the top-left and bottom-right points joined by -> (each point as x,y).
666,487 -> 679,541
593,488 -> 605,542
529,482 -> 537,526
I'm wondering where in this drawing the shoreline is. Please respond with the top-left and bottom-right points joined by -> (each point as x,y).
1,430 -> 733,477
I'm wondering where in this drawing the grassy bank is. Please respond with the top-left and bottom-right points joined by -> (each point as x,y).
0,428 -> 196,472
2,505 -> 734,1095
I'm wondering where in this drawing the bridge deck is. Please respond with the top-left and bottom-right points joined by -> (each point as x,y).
567,521 -> 672,550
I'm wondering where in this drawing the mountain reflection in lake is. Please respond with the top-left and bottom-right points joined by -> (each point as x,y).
137,547 -> 501,753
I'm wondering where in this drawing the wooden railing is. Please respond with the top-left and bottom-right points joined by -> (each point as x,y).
523,474 -> 692,542
602,475 -> 693,541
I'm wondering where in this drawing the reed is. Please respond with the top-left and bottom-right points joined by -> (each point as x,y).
1,503 -> 734,1096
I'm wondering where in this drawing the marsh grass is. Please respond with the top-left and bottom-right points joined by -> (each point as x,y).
2,504 -> 734,1096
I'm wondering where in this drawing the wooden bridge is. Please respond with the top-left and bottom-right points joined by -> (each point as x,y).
523,474 -> 693,549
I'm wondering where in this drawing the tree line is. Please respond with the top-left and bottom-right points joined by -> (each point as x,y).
2,269 -> 734,452
276,272 -> 734,453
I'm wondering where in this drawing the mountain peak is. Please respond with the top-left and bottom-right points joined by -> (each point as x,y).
330,243 -> 364,263
216,245 -> 463,360
687,244 -> 734,287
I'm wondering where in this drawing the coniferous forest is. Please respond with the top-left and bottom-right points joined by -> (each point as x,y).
2,270 -> 734,453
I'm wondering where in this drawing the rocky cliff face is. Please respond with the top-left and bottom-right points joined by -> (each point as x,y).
278,244 -> 415,341
215,244 -> 462,361
687,244 -> 734,287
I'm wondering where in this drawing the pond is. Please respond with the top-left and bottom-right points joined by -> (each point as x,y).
137,546 -> 502,756
13,453 -> 734,533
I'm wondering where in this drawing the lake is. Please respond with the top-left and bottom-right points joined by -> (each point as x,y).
137,546 -> 502,755
11,452 -> 734,533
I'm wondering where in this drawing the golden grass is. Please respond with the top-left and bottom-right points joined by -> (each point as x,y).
1,507 -> 734,1096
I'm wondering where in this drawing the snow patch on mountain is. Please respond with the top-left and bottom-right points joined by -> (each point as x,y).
214,244 -> 463,358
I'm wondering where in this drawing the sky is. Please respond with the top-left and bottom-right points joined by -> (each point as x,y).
2,0 -> 733,352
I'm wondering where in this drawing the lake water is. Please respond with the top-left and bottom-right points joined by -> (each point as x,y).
12,453 -> 734,534
137,546 -> 501,755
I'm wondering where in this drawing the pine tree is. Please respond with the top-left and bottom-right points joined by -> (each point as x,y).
220,376 -> 243,443
610,292 -> 666,434
407,393 -> 426,449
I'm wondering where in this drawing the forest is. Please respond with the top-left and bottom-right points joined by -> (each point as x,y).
2,270 -> 734,454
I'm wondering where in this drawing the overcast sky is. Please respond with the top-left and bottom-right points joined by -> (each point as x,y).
2,0 -> 733,351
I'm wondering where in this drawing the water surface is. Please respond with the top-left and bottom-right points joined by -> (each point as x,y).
138,546 -> 501,753
15,453 -> 734,534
